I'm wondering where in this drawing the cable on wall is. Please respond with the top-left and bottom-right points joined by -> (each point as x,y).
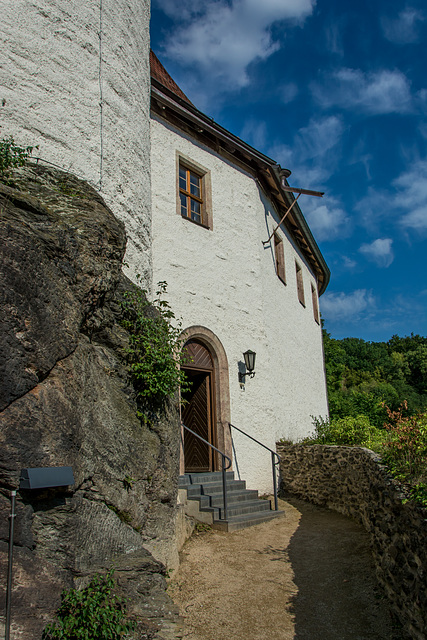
98,0 -> 104,190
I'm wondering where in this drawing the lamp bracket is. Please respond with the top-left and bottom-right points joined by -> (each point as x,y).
239,371 -> 256,384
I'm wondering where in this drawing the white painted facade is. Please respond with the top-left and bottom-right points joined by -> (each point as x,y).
151,114 -> 330,493
0,0 -> 151,283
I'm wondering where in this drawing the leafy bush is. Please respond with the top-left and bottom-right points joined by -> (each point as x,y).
42,570 -> 135,640
306,405 -> 427,507
305,414 -> 382,448
322,327 -> 427,418
381,402 -> 427,505
0,136 -> 37,179
120,280 -> 189,407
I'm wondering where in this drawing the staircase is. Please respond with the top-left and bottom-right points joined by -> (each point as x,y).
179,471 -> 284,532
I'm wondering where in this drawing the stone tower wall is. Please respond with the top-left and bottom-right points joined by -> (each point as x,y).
1,0 -> 151,283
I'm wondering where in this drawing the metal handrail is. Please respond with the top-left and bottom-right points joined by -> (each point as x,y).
182,423 -> 232,521
229,423 -> 281,511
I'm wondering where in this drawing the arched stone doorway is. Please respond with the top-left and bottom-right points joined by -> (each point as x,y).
180,327 -> 231,475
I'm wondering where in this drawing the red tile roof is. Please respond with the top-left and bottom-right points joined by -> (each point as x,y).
150,50 -> 193,105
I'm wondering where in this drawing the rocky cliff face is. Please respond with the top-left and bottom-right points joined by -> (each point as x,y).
0,164 -> 182,639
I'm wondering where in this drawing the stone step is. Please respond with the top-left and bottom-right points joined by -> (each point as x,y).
186,480 -> 247,497
179,471 -> 235,487
191,489 -> 260,509
179,473 -> 284,532
213,509 -> 285,532
200,499 -> 272,518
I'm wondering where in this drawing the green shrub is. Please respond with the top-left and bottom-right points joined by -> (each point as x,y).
0,136 -> 37,179
120,280 -> 189,407
42,570 -> 135,639
381,403 -> 427,489
305,414 -> 383,448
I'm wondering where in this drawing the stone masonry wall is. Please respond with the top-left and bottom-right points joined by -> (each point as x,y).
277,443 -> 427,640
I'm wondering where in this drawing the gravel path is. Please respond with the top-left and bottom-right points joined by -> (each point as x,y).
168,497 -> 402,640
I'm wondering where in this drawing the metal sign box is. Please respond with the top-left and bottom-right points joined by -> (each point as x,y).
19,466 -> 75,490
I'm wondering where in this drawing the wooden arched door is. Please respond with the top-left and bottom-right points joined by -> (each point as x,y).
181,340 -> 217,472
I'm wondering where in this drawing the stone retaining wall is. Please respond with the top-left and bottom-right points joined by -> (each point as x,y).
277,443 -> 427,640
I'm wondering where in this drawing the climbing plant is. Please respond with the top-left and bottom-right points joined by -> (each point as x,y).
0,136 -> 37,180
42,569 -> 135,640
120,280 -> 189,407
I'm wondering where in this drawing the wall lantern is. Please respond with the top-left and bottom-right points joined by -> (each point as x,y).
5,467 -> 75,640
239,350 -> 256,384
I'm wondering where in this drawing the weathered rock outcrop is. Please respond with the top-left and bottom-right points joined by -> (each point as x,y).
0,164 -> 182,639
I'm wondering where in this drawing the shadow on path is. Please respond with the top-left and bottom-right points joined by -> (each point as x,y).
285,496 -> 403,640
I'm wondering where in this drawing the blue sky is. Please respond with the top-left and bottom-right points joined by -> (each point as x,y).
150,0 -> 427,343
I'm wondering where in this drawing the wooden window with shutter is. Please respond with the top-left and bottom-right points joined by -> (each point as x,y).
274,233 -> 286,284
296,261 -> 305,307
311,283 -> 320,324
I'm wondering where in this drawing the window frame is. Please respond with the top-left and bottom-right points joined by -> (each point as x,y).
176,153 -> 212,230
273,232 -> 286,284
311,282 -> 320,324
295,261 -> 305,307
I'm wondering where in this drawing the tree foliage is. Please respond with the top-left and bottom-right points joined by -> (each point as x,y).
323,327 -> 427,426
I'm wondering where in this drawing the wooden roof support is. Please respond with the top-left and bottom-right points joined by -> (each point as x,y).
262,194 -> 301,246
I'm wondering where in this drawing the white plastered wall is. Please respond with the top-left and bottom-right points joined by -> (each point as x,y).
0,0 -> 151,284
151,115 -> 329,494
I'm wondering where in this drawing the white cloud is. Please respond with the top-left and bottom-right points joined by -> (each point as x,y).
342,256 -> 357,270
156,0 -> 316,91
359,238 -> 394,268
294,115 -> 344,161
312,68 -> 413,115
381,7 -> 425,44
393,160 -> 427,231
269,115 -> 344,185
268,116 -> 348,240
304,197 -> 351,242
320,289 -> 375,321
356,158 -> 427,234
241,117 -> 348,247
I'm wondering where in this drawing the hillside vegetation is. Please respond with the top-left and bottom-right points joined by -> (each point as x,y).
307,328 -> 427,506
324,330 -> 427,426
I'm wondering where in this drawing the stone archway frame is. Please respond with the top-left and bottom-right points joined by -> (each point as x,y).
179,326 -> 231,474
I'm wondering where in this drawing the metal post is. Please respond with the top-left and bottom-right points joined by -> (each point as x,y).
221,455 -> 228,521
271,452 -> 278,511
5,490 -> 16,640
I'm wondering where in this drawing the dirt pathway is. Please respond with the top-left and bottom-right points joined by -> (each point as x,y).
168,497 -> 401,640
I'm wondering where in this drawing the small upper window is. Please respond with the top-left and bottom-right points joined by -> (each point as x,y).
296,261 -> 305,307
311,283 -> 320,324
179,165 -> 203,225
274,233 -> 286,284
